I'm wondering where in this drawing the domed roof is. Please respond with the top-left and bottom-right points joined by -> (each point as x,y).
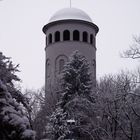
49,8 -> 93,23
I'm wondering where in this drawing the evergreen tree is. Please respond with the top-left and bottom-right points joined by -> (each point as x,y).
0,80 -> 35,140
60,50 -> 93,107
48,107 -> 70,140
46,51 -> 96,140
0,52 -> 29,109
0,52 -> 35,140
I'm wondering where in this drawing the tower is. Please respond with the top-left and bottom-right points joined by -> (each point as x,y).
42,8 -> 99,92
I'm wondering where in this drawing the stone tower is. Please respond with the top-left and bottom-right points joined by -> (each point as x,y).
42,8 -> 99,92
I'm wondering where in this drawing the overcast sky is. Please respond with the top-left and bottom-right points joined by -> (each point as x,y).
0,0 -> 140,89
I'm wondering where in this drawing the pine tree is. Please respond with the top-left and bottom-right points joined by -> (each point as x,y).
0,52 -> 35,140
49,107 -> 70,140
46,51 -> 96,140
0,52 -> 29,109
61,50 -> 93,107
0,80 -> 35,140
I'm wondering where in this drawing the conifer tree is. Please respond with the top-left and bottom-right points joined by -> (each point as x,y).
0,80 -> 35,140
59,50 -> 93,107
0,52 -> 35,140
46,51 -> 95,140
0,52 -> 29,109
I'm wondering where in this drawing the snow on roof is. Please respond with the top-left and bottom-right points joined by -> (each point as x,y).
49,8 -> 93,23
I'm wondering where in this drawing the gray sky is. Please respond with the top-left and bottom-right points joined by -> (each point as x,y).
0,0 -> 140,89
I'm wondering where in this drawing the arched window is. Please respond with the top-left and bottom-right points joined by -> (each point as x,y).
63,30 -> 70,41
55,55 -> 68,75
59,59 -> 65,73
90,34 -> 93,44
55,31 -> 60,42
46,63 -> 50,77
73,30 -> 80,41
46,59 -> 50,78
93,59 -> 96,67
83,31 -> 88,42
93,59 -> 96,77
48,34 -> 52,44
46,36 -> 47,46
93,36 -> 96,45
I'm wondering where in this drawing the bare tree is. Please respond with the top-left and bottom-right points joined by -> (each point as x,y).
96,72 -> 140,140
27,85 -> 59,140
23,87 -> 45,127
122,35 -> 140,59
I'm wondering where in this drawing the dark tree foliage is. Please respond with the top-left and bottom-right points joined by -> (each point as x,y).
60,50 -> 93,107
45,51 -> 96,140
0,52 -> 35,140
0,52 -> 29,109
0,80 -> 35,140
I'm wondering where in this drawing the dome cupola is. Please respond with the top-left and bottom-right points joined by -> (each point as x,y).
43,8 -> 99,34
49,8 -> 93,23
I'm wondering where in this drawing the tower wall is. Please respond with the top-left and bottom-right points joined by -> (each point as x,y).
44,21 -> 98,92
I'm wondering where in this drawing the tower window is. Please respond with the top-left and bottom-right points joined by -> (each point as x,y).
46,60 -> 50,78
59,59 -> 65,73
73,30 -> 80,41
93,59 -> 96,77
46,36 -> 47,46
63,30 -> 70,41
93,59 -> 96,67
55,55 -> 68,75
94,36 -> 96,45
90,34 -> 93,44
83,31 -> 88,42
55,31 -> 60,42
48,34 -> 52,44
